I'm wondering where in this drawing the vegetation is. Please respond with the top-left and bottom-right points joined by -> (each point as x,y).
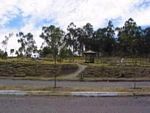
1,18 -> 150,59
0,58 -> 78,78
1,18 -> 150,80
40,25 -> 64,64
79,57 -> 150,79
79,65 -> 150,78
16,32 -> 37,57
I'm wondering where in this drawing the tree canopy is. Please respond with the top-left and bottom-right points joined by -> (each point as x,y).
1,18 -> 150,58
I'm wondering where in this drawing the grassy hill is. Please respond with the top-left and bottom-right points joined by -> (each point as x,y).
0,58 -> 78,78
79,64 -> 150,78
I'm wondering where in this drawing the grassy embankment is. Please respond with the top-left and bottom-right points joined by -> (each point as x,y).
1,57 -> 150,80
79,57 -> 150,79
0,58 -> 78,79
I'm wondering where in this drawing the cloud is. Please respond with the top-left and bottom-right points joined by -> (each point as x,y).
0,0 -> 150,29
0,0 -> 19,27
129,0 -> 150,26
0,0 -> 150,54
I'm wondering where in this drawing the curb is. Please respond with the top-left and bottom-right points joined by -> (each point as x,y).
0,90 -> 27,96
29,91 -> 150,97
70,92 -> 132,97
0,90 -> 150,97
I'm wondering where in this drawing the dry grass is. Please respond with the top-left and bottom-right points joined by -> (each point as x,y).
0,85 -> 150,93
79,65 -> 150,78
0,58 -> 78,77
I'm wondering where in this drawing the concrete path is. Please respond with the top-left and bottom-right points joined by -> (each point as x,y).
62,63 -> 87,79
0,90 -> 27,95
0,79 -> 150,89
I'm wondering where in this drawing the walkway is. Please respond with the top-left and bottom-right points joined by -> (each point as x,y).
0,79 -> 149,89
61,63 -> 87,79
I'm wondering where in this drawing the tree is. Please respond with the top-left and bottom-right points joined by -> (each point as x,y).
83,23 -> 94,50
93,28 -> 106,55
59,47 -> 73,59
103,21 -> 116,55
117,18 -> 142,56
39,46 -> 53,57
10,49 -> 15,56
1,33 -> 13,56
16,32 -> 37,57
0,49 -> 7,58
64,22 -> 78,60
143,27 -> 150,56
40,25 -> 64,88
75,27 -> 86,56
93,21 -> 116,56
40,25 -> 64,64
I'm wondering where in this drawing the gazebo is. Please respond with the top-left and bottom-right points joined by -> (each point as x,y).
84,50 -> 96,63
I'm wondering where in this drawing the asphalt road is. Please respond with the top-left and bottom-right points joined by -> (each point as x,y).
0,79 -> 150,88
0,96 -> 150,113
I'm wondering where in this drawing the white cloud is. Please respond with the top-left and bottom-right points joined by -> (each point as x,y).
0,0 -> 150,54
1,0 -> 150,29
0,28 -> 19,55
0,0 -> 19,27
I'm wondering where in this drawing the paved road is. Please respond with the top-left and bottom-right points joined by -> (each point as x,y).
0,79 -> 150,88
0,96 -> 150,113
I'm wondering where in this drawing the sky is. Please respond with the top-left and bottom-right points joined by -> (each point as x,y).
0,0 -> 150,55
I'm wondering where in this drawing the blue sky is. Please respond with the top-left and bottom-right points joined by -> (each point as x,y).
0,0 -> 150,54
5,14 -> 25,29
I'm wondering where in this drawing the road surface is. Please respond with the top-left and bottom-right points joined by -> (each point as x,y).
0,79 -> 150,88
0,96 -> 150,113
